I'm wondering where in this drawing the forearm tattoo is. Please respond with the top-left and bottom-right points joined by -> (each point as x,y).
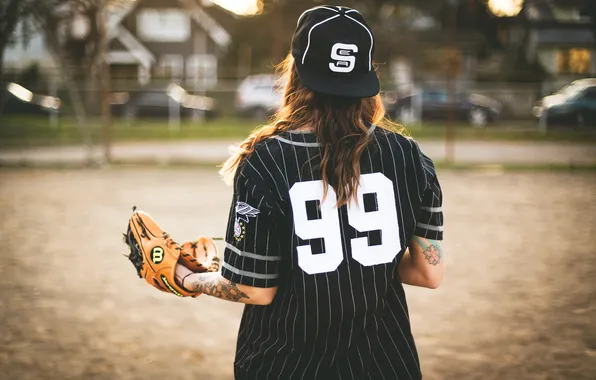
187,273 -> 249,302
414,236 -> 443,266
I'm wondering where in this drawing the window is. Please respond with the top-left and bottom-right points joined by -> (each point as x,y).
157,55 -> 184,80
558,48 -> 592,74
137,9 -> 190,42
186,54 -> 217,89
579,87 -> 596,100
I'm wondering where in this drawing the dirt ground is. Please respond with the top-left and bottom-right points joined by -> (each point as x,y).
0,167 -> 595,380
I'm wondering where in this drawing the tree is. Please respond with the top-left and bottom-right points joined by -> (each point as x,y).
0,0 -> 33,113
0,0 -> 24,76
29,0 -> 114,164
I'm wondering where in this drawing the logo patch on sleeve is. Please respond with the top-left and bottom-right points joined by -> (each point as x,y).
234,201 -> 260,241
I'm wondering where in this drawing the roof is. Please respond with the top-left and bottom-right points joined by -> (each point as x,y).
535,28 -> 595,45
107,0 -> 231,50
526,1 -> 591,25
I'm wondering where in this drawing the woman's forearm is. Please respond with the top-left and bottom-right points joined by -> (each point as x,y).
181,272 -> 251,302
175,265 -> 277,305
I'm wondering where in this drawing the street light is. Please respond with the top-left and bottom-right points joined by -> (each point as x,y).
487,0 -> 524,17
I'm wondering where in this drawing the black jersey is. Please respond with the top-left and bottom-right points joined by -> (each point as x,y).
221,126 -> 444,380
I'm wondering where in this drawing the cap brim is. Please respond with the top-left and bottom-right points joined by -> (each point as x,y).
295,62 -> 380,98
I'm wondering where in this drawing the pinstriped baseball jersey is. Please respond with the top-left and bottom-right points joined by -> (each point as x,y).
221,126 -> 443,380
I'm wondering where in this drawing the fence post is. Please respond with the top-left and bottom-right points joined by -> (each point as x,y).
98,0 -> 112,164
539,108 -> 548,133
169,96 -> 180,132
49,78 -> 59,128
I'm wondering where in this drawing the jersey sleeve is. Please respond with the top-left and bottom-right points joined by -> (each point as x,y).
412,142 -> 444,240
221,169 -> 282,288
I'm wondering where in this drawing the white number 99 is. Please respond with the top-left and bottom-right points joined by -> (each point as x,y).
289,173 -> 401,275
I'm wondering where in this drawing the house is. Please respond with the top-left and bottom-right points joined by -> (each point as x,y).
107,0 -> 232,90
385,4 -> 484,95
522,0 -> 596,91
3,0 -> 234,91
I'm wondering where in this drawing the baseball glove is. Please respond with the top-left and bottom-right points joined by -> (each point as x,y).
124,209 -> 219,297
181,239 -> 221,273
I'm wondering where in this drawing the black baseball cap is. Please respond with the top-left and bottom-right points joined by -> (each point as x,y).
291,5 -> 380,98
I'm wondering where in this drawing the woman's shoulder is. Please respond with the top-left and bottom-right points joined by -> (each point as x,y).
250,135 -> 286,159
237,137 -> 286,179
371,125 -> 418,152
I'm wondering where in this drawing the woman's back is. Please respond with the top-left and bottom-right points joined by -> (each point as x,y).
223,128 -> 442,379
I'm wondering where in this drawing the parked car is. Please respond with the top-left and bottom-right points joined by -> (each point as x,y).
235,74 -> 284,119
111,84 -> 217,121
2,82 -> 61,115
533,79 -> 596,127
385,89 -> 501,128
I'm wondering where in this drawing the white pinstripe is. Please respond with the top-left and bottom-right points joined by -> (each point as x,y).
313,144 -> 334,379
253,288 -> 278,378
254,150 -> 284,200
380,317 -> 411,379
376,332 -> 401,380
364,330 -> 374,376
296,5 -> 339,26
382,129 -> 407,247
366,147 -> 381,330
236,186 -> 260,366
267,293 -> 294,378
345,15 -> 374,71
245,159 -> 266,183
302,15 -> 341,64
284,142 -> 305,379
393,134 -> 416,222
335,192 -> 357,380
408,139 -> 423,202
245,184 -> 271,374
296,133 -> 321,380
268,140 -> 289,187
371,348 -> 388,380
355,344 -> 364,376
372,132 -> 393,296
386,290 -> 421,373
381,132 -> 422,372
266,139 -> 293,377
378,131 -> 419,374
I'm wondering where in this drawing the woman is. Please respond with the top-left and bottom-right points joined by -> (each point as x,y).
176,5 -> 445,379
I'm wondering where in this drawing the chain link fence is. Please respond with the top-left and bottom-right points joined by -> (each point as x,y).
2,74 -> 596,167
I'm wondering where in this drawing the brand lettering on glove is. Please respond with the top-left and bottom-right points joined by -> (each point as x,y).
151,246 -> 164,264
160,275 -> 183,297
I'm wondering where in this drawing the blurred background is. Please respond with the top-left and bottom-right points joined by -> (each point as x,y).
0,1 -> 595,379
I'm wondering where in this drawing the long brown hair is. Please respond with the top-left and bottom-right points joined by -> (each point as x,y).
220,54 -> 405,207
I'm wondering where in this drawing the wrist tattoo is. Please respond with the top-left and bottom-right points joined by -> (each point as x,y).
190,275 -> 249,301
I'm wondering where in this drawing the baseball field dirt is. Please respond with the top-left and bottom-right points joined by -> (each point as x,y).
1,168 -> 595,380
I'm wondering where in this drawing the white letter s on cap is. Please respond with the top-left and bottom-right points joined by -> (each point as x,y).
329,43 -> 358,73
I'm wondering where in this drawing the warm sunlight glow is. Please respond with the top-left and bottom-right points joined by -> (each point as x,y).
487,0 -> 524,17
213,0 -> 259,15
